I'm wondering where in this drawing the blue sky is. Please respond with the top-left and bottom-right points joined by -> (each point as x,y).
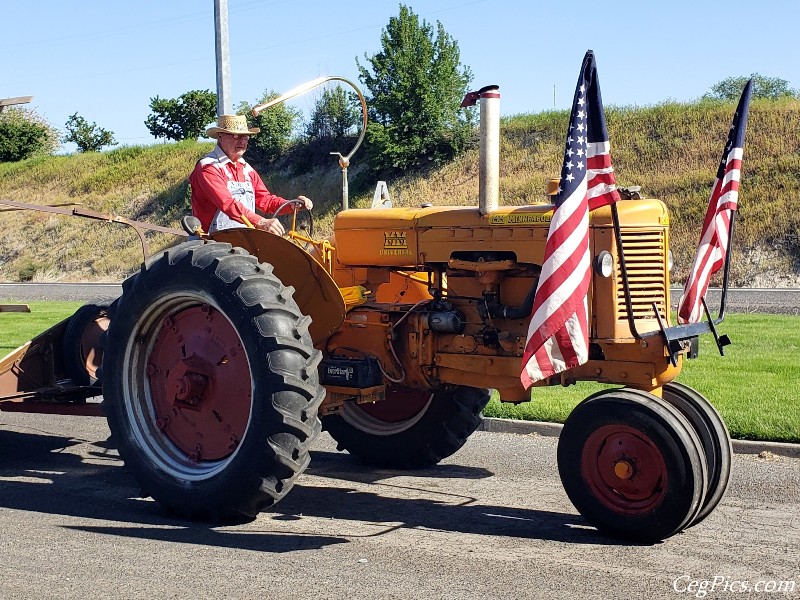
2,0 -> 794,152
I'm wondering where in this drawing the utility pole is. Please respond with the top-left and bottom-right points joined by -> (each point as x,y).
214,0 -> 232,116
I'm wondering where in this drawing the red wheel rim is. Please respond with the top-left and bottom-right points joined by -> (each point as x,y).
147,304 -> 251,461
359,388 -> 431,423
581,424 -> 668,515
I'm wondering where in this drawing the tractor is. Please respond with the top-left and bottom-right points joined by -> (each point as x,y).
0,82 -> 733,543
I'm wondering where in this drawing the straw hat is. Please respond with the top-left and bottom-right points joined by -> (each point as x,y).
205,114 -> 260,139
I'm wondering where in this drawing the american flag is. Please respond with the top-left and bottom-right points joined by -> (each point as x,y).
521,51 -> 620,389
678,80 -> 753,324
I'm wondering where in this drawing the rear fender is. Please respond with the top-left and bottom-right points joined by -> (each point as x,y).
211,229 -> 345,345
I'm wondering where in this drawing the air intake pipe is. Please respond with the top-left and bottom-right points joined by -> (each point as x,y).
461,85 -> 500,214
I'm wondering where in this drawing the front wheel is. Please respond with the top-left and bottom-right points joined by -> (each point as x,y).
322,385 -> 489,469
557,388 -> 708,542
103,240 -> 323,520
661,382 -> 732,527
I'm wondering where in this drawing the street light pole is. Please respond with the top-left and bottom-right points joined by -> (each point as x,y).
214,0 -> 232,116
0,96 -> 33,114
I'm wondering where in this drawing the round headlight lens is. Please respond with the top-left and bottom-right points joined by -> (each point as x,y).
668,250 -> 674,272
593,251 -> 614,278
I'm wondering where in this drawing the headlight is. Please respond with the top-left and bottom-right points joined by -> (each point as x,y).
668,250 -> 674,272
593,251 -> 614,278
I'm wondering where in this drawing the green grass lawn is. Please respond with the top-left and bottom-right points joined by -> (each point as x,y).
2,303 -> 798,443
0,301 -> 83,357
485,313 -> 800,443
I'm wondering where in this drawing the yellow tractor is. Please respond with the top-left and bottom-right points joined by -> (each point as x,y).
0,82 -> 732,543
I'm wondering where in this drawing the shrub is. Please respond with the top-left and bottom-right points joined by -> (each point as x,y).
305,86 -> 361,141
63,113 -> 116,152
0,108 -> 59,162
145,90 -> 217,141
235,91 -> 300,165
704,73 -> 798,101
16,257 -> 42,282
357,4 -> 475,175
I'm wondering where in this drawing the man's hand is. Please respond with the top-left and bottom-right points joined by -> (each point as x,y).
255,217 -> 286,236
297,195 -> 313,210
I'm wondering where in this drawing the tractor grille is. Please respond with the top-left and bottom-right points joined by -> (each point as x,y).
616,230 -> 668,321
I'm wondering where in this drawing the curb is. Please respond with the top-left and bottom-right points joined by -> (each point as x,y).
478,418 -> 800,458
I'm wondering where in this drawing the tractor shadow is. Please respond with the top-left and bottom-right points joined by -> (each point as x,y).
0,429 -> 640,549
273,449 -> 632,546
0,428 -> 345,553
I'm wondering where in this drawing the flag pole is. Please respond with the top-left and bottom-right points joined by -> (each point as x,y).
717,210 -> 737,320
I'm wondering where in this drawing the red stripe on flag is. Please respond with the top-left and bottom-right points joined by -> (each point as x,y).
588,172 -> 616,187
523,256 -> 590,359
587,154 -> 613,169
588,192 -> 618,211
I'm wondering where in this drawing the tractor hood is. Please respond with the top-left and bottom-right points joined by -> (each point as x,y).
333,199 -> 669,268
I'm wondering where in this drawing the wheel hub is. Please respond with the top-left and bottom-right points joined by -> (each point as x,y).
166,355 -> 211,408
582,424 -> 668,514
613,458 -> 635,480
175,372 -> 207,404
147,304 -> 252,461
80,314 -> 110,380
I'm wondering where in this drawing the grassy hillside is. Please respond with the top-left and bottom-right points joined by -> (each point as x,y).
0,142 -> 208,281
0,98 -> 798,284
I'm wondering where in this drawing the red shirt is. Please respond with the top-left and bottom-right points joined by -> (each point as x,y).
189,145 -> 286,231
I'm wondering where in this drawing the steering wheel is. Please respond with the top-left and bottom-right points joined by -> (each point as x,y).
269,198 -> 315,247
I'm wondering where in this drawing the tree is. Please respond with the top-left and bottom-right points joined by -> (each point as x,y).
235,91 -> 300,164
305,86 -> 360,141
704,73 -> 798,101
62,113 -> 115,152
145,90 -> 217,141
356,4 -> 474,173
0,108 -> 59,162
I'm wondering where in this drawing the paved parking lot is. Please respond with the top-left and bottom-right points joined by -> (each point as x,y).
1,411 -> 797,599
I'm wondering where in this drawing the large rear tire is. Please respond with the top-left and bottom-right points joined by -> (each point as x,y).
557,388 -> 708,542
322,386 -> 489,469
103,240 -> 323,521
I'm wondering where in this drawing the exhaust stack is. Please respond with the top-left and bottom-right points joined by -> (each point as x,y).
462,85 -> 501,214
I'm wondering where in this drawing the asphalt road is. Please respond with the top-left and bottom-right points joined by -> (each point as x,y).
1,283 -> 799,314
0,282 -> 123,303
0,411 -> 797,599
